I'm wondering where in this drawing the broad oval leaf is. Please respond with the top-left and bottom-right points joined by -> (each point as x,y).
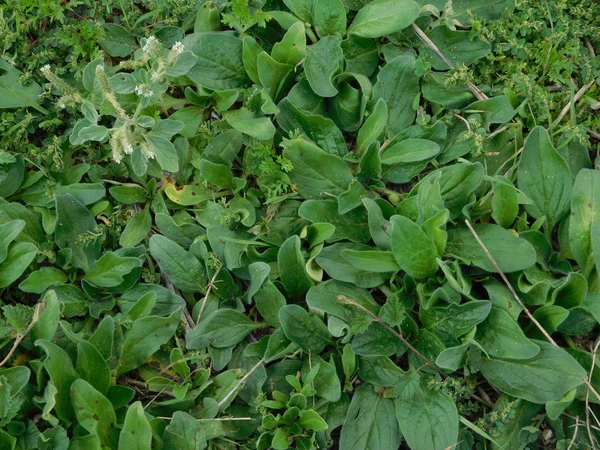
340,385 -> 401,450
381,138 -> 441,164
186,309 -> 265,349
480,340 -> 587,404
517,126 -> 572,232
348,0 -> 420,38
283,139 -> 353,199
446,224 -> 536,273
304,36 -> 344,98
396,379 -> 459,450
390,215 -> 439,278
149,235 -> 207,293
279,304 -> 333,353
475,307 -> 540,359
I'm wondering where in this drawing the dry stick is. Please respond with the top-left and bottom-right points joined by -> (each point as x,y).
464,220 -> 558,345
563,413 -> 600,433
218,358 -> 265,409
552,80 -> 595,128
567,417 -> 580,450
411,23 -> 487,102
0,302 -> 45,368
465,220 -> 600,403
196,264 -> 223,323
337,294 -> 494,408
338,295 -> 447,377
161,273 -> 195,332
585,340 -> 600,449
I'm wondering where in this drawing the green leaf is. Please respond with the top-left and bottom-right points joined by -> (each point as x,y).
117,308 -> 182,374
54,194 -> 100,272
569,169 -> 600,275
243,36 -> 264,84
279,304 -> 333,353
517,126 -> 572,232
277,98 -> 348,157
283,0 -> 314,22
491,176 -> 519,228
299,200 -> 370,243
283,139 -> 353,199
35,340 -> 80,422
352,322 -> 404,356
194,1 -> 220,33
313,0 -> 346,38
118,402 -> 152,450
317,243 -> 391,287
372,55 -> 419,135
84,251 -> 143,288
464,96 -> 517,125
19,267 -> 66,294
396,379 -> 459,450
98,23 -> 135,57
272,22 -> 306,65
0,242 -> 37,288
0,58 -> 46,113
298,409 -> 328,431
380,138 -> 441,164
0,155 -> 24,197
424,26 -> 492,70
30,290 -> 60,343
120,207 -> 152,248
446,224 -> 537,273
186,309 -> 264,349
390,215 -> 438,278
304,37 -> 344,98
223,108 -> 275,140
145,134 -> 179,173
184,32 -> 248,90
490,397 -> 542,450
480,340 -> 586,403
356,98 -> 387,154
278,235 -> 314,300
475,307 -> 540,359
0,202 -> 44,244
421,300 -> 491,338
301,356 -> 341,401
307,279 -> 379,324
76,341 -> 111,395
149,235 -> 207,293
257,52 -> 292,100
340,385 -> 401,450
348,0 -> 420,38
71,379 -> 117,447
162,411 -> 207,450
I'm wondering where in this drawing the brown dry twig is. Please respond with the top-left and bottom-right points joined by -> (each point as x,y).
0,302 -> 45,368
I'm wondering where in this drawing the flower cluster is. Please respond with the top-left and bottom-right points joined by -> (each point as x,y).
134,84 -> 154,98
171,41 -> 184,55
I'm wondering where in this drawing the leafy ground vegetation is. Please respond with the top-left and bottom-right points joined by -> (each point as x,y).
1,0 -> 600,448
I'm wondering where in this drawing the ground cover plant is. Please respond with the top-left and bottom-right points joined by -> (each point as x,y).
0,0 -> 600,448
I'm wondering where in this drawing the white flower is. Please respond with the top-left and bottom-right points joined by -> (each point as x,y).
142,36 -> 159,53
171,41 -> 184,55
112,150 -> 123,164
124,144 -> 134,154
134,84 -> 154,98
40,64 -> 51,75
